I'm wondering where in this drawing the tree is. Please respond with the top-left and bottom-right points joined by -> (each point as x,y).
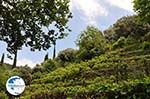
53,39 -> 56,59
76,26 -> 106,60
104,16 -> 150,41
0,53 -> 5,66
44,53 -> 49,61
0,0 -> 72,68
57,48 -> 78,62
133,0 -> 150,24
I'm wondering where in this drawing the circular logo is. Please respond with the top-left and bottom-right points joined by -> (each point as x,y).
6,76 -> 25,96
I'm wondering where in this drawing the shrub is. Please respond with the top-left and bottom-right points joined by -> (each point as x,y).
11,67 -> 32,85
32,72 -> 43,80
0,67 -> 8,91
143,32 -> 150,42
112,37 -> 126,49
43,59 -> 56,72
76,26 -> 106,60
0,92 -> 7,99
32,66 -> 45,73
142,41 -> 150,50
57,48 -> 78,62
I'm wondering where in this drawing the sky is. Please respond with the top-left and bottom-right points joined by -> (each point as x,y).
0,0 -> 135,68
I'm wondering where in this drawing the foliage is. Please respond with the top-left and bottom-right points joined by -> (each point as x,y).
142,41 -> 150,50
1,40 -> 150,98
133,0 -> 150,24
23,77 -> 150,99
33,48 -> 150,84
76,26 -> 106,60
0,0 -> 72,54
0,92 -> 7,99
0,0 -> 72,68
32,72 -> 43,80
10,66 -> 32,85
32,65 -> 45,74
0,67 -> 7,91
0,7 -> 150,98
112,37 -> 126,49
32,60 -> 57,80
104,16 -> 150,41
143,32 -> 150,42
43,59 -> 56,72
57,48 -> 78,63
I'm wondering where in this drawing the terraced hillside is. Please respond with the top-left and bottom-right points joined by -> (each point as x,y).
21,45 -> 150,99
0,15 -> 150,99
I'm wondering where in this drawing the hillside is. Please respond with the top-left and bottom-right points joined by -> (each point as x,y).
0,28 -> 150,99
0,0 -> 150,99
20,42 -> 150,99
0,15 -> 150,98
0,42 -> 150,99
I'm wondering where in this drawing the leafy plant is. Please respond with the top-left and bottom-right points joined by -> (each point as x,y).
142,41 -> 150,50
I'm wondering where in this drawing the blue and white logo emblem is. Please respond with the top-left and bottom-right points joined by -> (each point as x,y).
6,76 -> 25,96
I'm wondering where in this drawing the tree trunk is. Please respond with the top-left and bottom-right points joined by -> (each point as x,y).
44,53 -> 49,61
53,41 -> 56,59
0,53 -> 5,66
12,50 -> 17,68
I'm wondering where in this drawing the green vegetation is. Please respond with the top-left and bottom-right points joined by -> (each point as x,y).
1,15 -> 150,98
134,0 -> 150,24
76,26 -> 107,61
104,15 -> 150,41
0,0 -> 150,99
0,0 -> 72,67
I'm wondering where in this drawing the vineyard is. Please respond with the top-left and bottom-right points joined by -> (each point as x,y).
0,1 -> 150,98
20,44 -> 150,99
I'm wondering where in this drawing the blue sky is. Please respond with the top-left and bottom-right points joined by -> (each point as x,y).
0,0 -> 134,68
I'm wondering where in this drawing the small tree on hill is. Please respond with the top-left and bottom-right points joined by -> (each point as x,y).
76,26 -> 106,60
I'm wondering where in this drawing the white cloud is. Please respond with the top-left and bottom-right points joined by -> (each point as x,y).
106,0 -> 134,12
17,59 -> 37,68
5,58 -> 38,68
70,0 -> 108,25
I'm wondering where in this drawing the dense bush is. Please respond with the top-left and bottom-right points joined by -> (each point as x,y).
32,65 -> 45,73
142,41 -> 150,50
143,32 -> 150,42
112,37 -> 126,49
11,67 -> 32,85
43,59 -> 56,72
0,92 -> 7,99
76,26 -> 106,60
104,15 -> 150,41
57,48 -> 78,62
24,77 -> 150,99
0,67 -> 8,91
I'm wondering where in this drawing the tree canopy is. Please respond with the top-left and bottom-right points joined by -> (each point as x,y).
57,48 -> 78,62
0,0 -> 72,54
104,16 -> 150,41
134,0 -> 150,24
76,26 -> 106,60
